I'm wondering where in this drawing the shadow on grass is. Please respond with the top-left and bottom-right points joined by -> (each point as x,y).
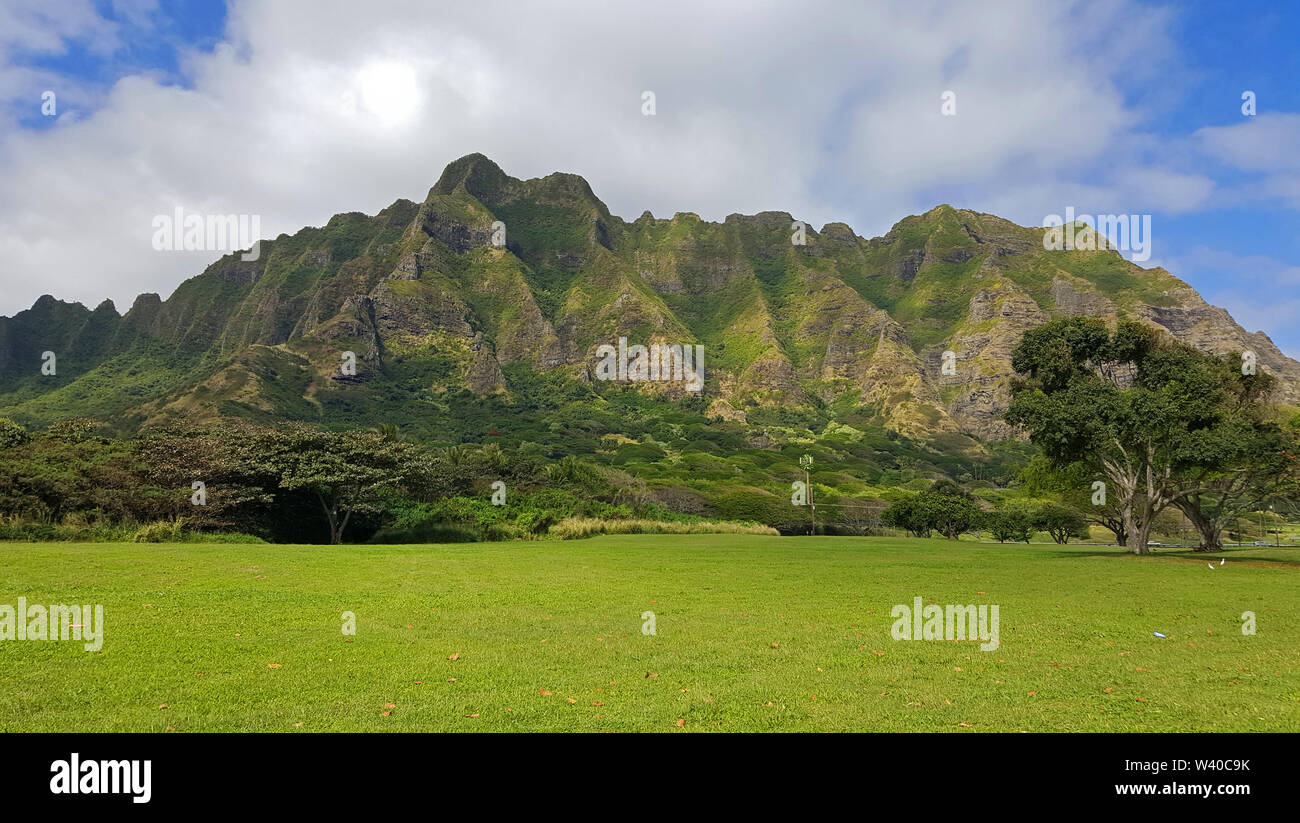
1042,544 -> 1300,566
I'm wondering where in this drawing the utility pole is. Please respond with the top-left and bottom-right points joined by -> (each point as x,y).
800,454 -> 815,536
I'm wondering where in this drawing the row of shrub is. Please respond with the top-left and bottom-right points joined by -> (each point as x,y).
0,515 -> 266,544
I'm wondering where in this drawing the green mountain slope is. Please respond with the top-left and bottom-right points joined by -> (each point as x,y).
3,153 -> 1296,448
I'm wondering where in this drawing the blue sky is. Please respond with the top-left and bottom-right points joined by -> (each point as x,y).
1,0 -> 1297,356
8,0 -> 228,132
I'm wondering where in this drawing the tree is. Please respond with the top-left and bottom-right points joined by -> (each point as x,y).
45,418 -> 104,443
919,481 -> 980,540
882,493 -> 931,538
136,423 -> 277,533
371,423 -> 404,442
1018,455 -> 1128,545
0,418 -> 29,449
883,482 -> 980,540
985,507 -> 1033,543
1007,317 -> 1274,554
0,432 -> 165,524
1031,502 -> 1089,544
1165,376 -> 1294,551
254,424 -> 428,544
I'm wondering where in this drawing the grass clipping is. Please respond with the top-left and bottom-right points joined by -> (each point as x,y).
550,517 -> 779,540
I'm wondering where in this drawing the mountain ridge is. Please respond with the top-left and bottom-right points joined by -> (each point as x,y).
2,153 -> 1297,448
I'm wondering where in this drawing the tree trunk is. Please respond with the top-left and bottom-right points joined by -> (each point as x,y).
1127,518 -> 1153,554
1124,505 -> 1150,554
1125,525 -> 1148,553
1178,500 -> 1223,552
334,508 -> 353,545
1094,516 -> 1126,546
318,493 -> 342,545
1102,456 -> 1144,553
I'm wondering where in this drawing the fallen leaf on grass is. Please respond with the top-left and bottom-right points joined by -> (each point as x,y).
959,723 -> 972,728
267,663 -> 281,669
158,704 -> 167,710
1103,687 -> 1114,694
380,711 -> 391,717
1027,691 -> 1038,696
646,672 -> 659,678
770,642 -> 779,648
383,703 -> 396,709
448,653 -> 460,661
538,689 -> 553,696
591,701 -> 604,706
675,719 -> 685,727
567,698 -> 577,704
1135,697 -> 1147,703
464,713 -> 479,718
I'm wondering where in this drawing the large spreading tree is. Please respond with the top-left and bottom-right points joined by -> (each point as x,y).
1006,316 -> 1288,554
251,424 -> 429,544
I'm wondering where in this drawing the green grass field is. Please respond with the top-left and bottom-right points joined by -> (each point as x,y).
1,535 -> 1296,732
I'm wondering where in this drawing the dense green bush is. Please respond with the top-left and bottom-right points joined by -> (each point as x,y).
883,482 -> 982,540
983,507 -> 1033,543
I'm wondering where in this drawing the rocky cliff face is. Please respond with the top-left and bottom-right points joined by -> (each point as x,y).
2,153 -> 1296,443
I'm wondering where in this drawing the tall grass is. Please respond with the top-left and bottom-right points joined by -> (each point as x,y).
0,514 -> 265,543
549,517 -> 778,540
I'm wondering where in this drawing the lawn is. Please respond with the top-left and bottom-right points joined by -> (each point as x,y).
0,535 -> 1296,732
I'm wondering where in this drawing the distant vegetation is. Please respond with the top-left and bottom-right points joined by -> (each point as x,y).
0,405 -> 1033,544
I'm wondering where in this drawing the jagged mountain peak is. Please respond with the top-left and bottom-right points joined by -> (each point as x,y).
430,152 -> 511,200
1,154 -> 1295,447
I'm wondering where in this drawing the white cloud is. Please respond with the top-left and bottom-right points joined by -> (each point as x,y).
1192,114 -> 1300,209
1196,113 -> 1300,173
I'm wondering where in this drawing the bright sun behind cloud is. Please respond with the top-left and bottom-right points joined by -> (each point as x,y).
354,60 -> 422,126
